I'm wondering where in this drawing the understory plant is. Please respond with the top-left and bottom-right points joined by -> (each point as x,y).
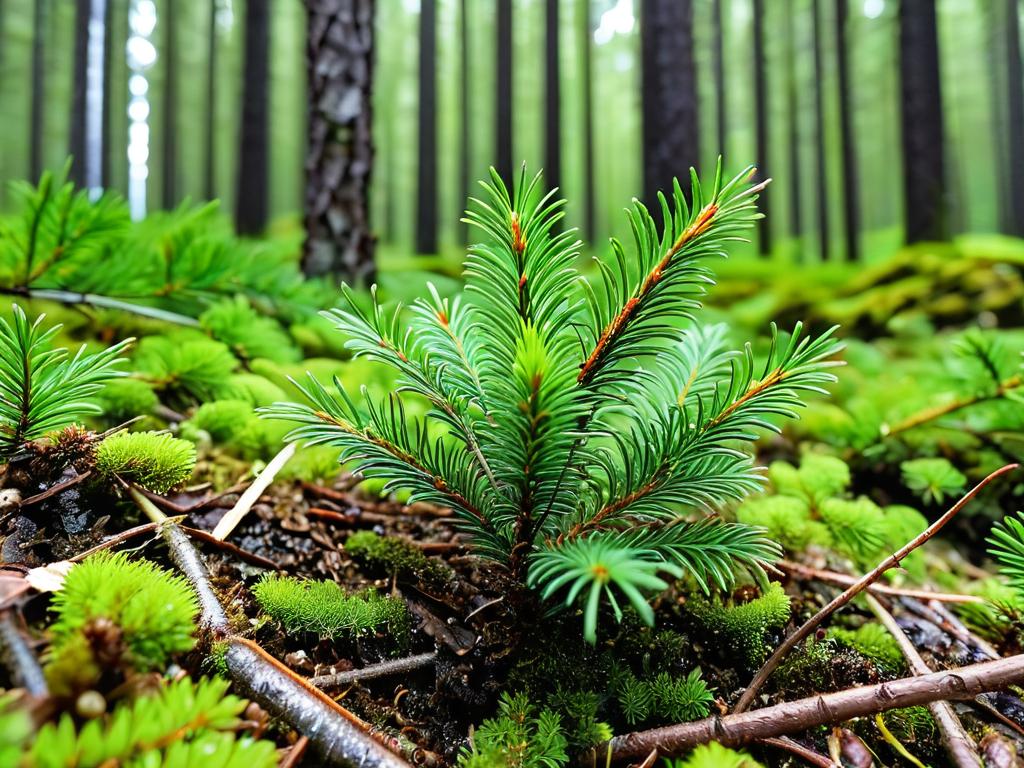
265,165 -> 843,641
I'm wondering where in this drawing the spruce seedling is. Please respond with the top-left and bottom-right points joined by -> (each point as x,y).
264,164 -> 843,641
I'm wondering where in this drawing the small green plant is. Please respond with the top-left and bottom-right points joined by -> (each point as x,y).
134,332 -> 238,406
251,574 -> 409,642
458,692 -> 569,768
27,676 -> 278,768
828,622 -> 905,674
264,165 -> 842,641
345,530 -> 451,586
90,377 -> 159,424
687,583 -> 791,667
200,295 -> 301,364
988,510 -> 1024,595
45,552 -> 197,693
0,305 -> 131,458
665,742 -> 764,768
900,458 -> 967,505
613,667 -> 714,726
0,694 -> 32,766
94,430 -> 196,493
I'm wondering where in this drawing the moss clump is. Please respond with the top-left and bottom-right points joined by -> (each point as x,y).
90,378 -> 158,424
666,742 -> 764,768
94,431 -> 196,493
187,399 -> 254,443
828,623 -> 905,675
134,332 -> 238,406
614,668 -> 714,726
345,530 -> 451,586
45,552 -> 198,695
735,495 -> 831,552
251,574 -> 409,645
199,296 -> 300,364
457,692 -> 569,768
278,445 -> 342,482
224,373 -> 288,406
687,583 -> 791,667
181,399 -> 293,461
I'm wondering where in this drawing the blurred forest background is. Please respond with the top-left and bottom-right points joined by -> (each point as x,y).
0,0 -> 1021,273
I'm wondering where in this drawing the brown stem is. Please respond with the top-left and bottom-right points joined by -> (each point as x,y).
734,463 -> 1018,713
309,652 -> 437,690
757,737 -> 836,768
865,593 -> 981,768
777,560 -> 986,604
0,610 -> 47,696
592,654 -> 1024,763
20,469 -> 92,507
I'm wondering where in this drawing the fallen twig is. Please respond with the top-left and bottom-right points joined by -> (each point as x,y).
734,463 -> 1018,713
310,652 -> 437,690
865,593 -> 980,768
590,653 -> 1024,763
20,470 -> 92,507
757,736 -> 836,767
777,560 -> 985,604
212,442 -> 297,541
0,610 -> 47,696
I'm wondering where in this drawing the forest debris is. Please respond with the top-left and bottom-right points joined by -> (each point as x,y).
979,731 -> 1019,768
0,610 -> 47,696
759,735 -> 837,767
866,593 -> 980,768
310,651 -> 438,690
405,598 -> 476,655
24,560 -> 72,592
735,463 -> 1019,713
212,442 -> 297,541
778,560 -> 986,604
594,653 -> 1024,762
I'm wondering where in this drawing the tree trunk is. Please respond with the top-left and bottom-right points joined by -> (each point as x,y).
162,0 -> 178,208
712,0 -> 726,159
458,0 -> 469,242
235,0 -> 270,235
579,0 -> 595,241
204,0 -> 217,200
1005,0 -> 1024,236
811,0 -> 829,259
785,0 -> 801,249
69,0 -> 90,186
544,0 -> 561,194
496,0 -> 513,189
751,0 -> 770,254
640,0 -> 699,224
836,0 -> 860,260
30,0 -> 46,181
302,0 -> 376,282
415,0 -> 437,254
899,0 -> 948,243
101,0 -> 113,188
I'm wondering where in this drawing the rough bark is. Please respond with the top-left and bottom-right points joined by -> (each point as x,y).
752,0 -> 770,254
1005,0 -> 1024,236
162,0 -> 178,208
204,0 -> 217,200
712,0 -> 726,158
579,0 -> 595,241
899,0 -> 948,242
30,0 -> 46,181
415,0 -> 437,254
302,0 -> 376,282
544,0 -> 561,193
69,0 -> 90,185
836,0 -> 860,260
640,0 -> 699,224
811,0 -> 830,260
495,0 -> 513,188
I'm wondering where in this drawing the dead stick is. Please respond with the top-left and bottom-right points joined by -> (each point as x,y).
592,653 -> 1024,763
777,560 -> 985,604
865,593 -> 981,768
735,463 -> 1018,713
757,737 -> 836,768
279,736 -> 310,768
0,610 -> 47,696
310,652 -> 437,690
20,470 -> 92,507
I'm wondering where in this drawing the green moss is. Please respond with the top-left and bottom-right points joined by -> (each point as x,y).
687,583 -> 791,667
900,457 -> 967,505
345,530 -> 451,586
189,400 -> 254,443
251,574 -> 409,646
828,623 -> 905,675
768,454 -> 850,505
735,495 -> 830,552
224,373 -> 288,406
90,378 -> 158,424
94,431 -> 196,493
278,445 -> 342,482
46,552 -> 198,694
819,497 -> 888,563
134,332 -> 238,406
200,296 -> 301,365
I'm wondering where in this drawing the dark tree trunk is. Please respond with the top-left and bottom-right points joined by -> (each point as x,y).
496,0 -> 513,189
302,0 -> 376,282
811,0 -> 829,259
101,0 -> 113,188
416,0 -> 437,254
785,0 -> 801,247
752,0 -> 770,254
458,0 -> 469,242
836,0 -> 860,259
1005,0 -> 1024,236
640,0 -> 699,224
712,0 -> 726,159
30,0 -> 46,181
985,0 -> 1010,231
235,0 -> 270,235
69,0 -> 90,185
544,0 -> 561,193
162,0 -> 178,208
899,0 -> 947,243
204,0 -> 217,200
580,0 -> 595,241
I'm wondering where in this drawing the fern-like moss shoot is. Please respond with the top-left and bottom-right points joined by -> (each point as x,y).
200,296 -> 301,365
90,377 -> 158,424
94,430 -> 196,493
345,530 -> 451,586
251,574 -> 409,643
828,623 -> 905,675
687,583 -> 791,667
45,552 -> 197,694
458,692 -> 569,768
